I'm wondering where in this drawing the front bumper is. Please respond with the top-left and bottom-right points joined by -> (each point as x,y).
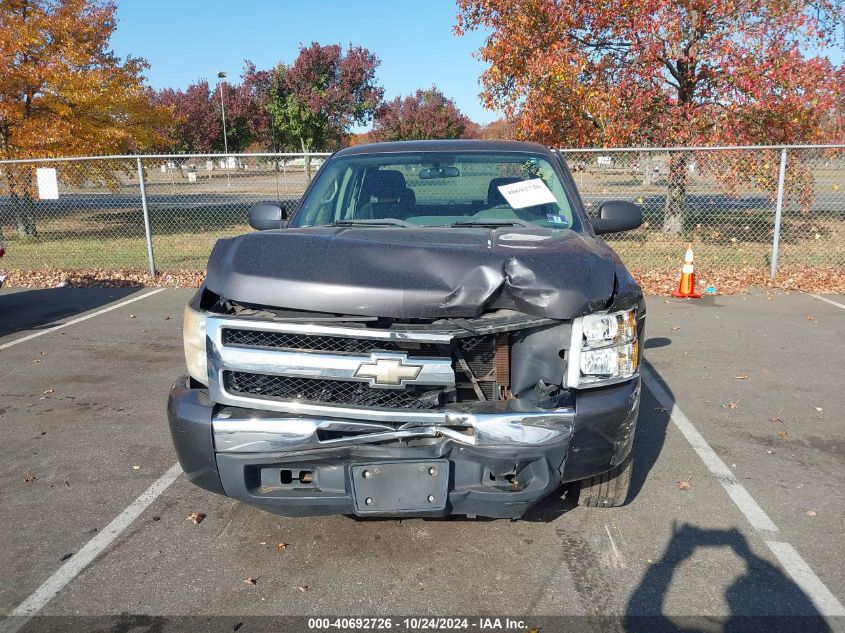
167,375 -> 640,518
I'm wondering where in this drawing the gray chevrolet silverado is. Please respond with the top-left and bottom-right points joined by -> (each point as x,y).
168,140 -> 645,519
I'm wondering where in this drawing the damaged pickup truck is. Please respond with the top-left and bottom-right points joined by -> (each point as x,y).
168,140 -> 645,519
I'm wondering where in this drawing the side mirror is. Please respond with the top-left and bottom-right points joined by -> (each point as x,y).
591,200 -> 643,235
249,202 -> 287,230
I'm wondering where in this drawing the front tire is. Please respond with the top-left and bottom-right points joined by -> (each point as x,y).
577,455 -> 632,507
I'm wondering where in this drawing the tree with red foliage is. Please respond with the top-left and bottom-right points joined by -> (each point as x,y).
347,131 -> 375,146
156,80 -> 219,153
475,118 -> 515,140
372,87 -> 471,141
456,0 -> 844,232
156,62 -> 273,154
268,43 -> 383,155
225,61 -> 274,151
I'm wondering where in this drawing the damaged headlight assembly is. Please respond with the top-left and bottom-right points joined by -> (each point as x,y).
566,308 -> 639,388
183,305 -> 208,386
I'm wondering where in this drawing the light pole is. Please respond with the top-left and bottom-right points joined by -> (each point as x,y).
217,70 -> 230,188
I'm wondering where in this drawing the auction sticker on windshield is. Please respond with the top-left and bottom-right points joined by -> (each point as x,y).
497,178 -> 557,209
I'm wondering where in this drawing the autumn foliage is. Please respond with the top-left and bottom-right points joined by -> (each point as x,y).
0,0 -> 171,159
153,44 -> 383,159
457,0 -> 844,232
0,0 -> 172,237
155,62 -> 272,154
268,43 -> 383,154
455,0 -> 844,148
372,87 -> 472,141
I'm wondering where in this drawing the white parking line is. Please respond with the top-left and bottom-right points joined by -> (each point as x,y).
0,463 -> 182,633
809,294 -> 845,311
642,366 -> 845,617
0,288 -> 166,351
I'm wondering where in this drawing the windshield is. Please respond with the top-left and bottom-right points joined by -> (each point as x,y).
290,152 -> 582,232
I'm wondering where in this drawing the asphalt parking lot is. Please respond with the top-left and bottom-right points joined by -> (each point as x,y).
0,287 -> 843,631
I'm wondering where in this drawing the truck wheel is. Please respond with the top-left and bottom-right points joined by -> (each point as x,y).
577,456 -> 632,508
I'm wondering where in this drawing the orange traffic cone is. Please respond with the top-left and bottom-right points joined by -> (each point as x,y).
672,243 -> 702,298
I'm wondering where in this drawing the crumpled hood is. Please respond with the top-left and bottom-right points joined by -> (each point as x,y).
205,227 -> 631,319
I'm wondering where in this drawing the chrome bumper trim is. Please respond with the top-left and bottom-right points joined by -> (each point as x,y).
212,407 -> 575,453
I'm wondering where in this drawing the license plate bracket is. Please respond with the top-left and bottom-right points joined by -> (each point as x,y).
351,461 -> 449,513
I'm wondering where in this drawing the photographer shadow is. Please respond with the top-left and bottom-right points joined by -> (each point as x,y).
625,523 -> 831,633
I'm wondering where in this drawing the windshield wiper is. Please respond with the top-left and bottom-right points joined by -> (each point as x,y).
329,219 -> 416,228
451,219 -> 532,228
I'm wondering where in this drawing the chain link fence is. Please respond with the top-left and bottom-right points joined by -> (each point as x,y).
560,146 -> 845,278
0,153 -> 328,272
1,146 -> 843,288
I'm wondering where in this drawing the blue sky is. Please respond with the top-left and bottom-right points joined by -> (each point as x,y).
110,0 -> 500,127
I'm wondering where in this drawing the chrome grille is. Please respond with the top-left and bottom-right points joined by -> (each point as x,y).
222,328 -> 444,355
224,371 -> 443,409
205,316 -> 512,419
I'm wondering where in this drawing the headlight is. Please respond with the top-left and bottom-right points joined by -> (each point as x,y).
183,305 -> 208,385
567,308 -> 639,388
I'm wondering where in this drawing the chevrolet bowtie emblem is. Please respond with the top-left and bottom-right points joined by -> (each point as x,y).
355,355 -> 422,386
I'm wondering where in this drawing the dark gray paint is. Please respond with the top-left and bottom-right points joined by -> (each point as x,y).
167,376 -> 224,495
510,323 -> 572,397
205,226 -> 640,319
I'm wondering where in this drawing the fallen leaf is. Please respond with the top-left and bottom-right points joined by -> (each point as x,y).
723,401 -> 738,410
814,407 -> 823,413
734,374 -> 749,380
296,585 -> 309,592
806,315 -> 816,321
671,325 -> 681,331
768,417 -> 783,423
186,511 -> 206,524
677,477 -> 693,491
805,510 -> 817,517
24,472 -> 37,483
777,431 -> 788,438
276,543 -> 288,552
243,577 -> 257,586
132,465 -> 140,470
129,314 -> 136,319
43,388 -> 54,394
